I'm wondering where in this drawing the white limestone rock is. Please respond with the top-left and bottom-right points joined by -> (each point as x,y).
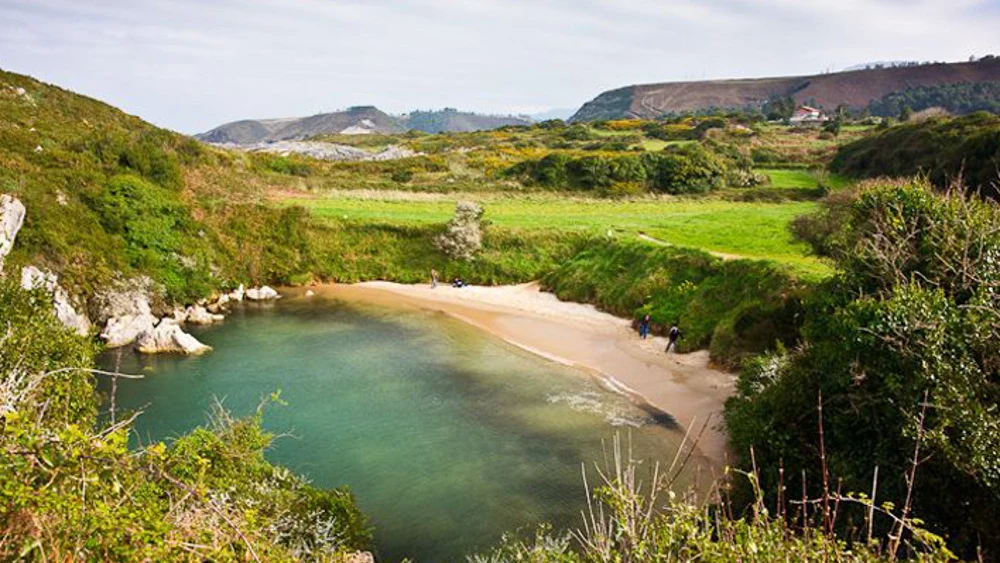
245,286 -> 279,301
185,304 -> 224,325
94,277 -> 160,347
134,318 -> 211,355
229,284 -> 245,302
101,313 -> 158,348
0,194 -> 26,273
207,293 -> 230,313
19,266 -> 91,336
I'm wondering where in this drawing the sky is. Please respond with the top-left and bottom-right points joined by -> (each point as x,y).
1,0 -> 998,134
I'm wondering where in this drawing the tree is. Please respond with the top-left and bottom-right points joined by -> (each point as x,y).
898,104 -> 913,122
436,201 -> 484,260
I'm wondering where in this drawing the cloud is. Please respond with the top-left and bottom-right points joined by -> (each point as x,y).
0,0 -> 996,133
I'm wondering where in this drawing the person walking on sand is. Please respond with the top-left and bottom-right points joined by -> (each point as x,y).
666,322 -> 681,353
638,314 -> 651,339
431,269 -> 439,289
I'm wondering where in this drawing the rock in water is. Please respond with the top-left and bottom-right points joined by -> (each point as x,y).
0,194 -> 26,273
185,304 -> 224,324
101,314 -> 158,348
94,277 -> 160,347
20,266 -> 90,336
246,286 -> 279,300
134,318 -> 211,355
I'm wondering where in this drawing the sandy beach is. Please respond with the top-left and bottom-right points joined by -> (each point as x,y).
306,281 -> 736,467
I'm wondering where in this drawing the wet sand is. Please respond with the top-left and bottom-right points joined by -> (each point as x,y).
303,281 -> 735,467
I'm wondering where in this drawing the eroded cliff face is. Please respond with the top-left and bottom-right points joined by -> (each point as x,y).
0,194 -> 26,273
20,266 -> 90,336
1,193 -> 219,353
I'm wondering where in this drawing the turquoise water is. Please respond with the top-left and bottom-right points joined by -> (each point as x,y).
98,293 -> 695,562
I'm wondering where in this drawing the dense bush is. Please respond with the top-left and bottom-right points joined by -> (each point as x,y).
831,113 -> 1000,198
82,174 -> 213,302
507,144 -> 731,194
726,181 -> 1000,558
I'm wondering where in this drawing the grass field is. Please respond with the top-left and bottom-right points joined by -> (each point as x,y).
283,193 -> 829,276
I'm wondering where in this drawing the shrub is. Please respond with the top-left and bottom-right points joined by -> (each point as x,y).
831,113 -> 1000,198
266,155 -> 314,177
727,181 -> 1000,557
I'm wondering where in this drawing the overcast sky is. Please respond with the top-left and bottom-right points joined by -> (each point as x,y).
1,0 -> 998,133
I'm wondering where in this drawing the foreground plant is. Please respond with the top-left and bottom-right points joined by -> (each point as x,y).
729,180 -> 1000,558
473,433 -> 954,563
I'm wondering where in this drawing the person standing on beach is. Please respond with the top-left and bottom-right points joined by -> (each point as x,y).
638,314 -> 651,339
431,269 -> 439,288
666,323 -> 681,353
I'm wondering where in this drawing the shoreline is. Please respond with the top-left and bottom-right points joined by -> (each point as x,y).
296,281 -> 736,468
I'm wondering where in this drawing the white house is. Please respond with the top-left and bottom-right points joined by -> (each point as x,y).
789,106 -> 830,126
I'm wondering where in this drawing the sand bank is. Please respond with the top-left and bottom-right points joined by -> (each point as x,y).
306,281 -> 735,466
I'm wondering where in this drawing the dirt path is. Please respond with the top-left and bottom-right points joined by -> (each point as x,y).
637,232 -> 745,261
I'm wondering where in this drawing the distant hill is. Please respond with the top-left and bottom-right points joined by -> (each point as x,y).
198,107 -> 532,143
571,58 -> 1000,121
401,108 -> 532,133
197,106 -> 405,143
529,108 -> 577,122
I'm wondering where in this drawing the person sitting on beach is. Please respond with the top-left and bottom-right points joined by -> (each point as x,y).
666,323 -> 681,353
452,277 -> 465,288
638,314 -> 651,339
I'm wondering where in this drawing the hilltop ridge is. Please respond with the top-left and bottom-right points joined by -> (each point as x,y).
571,58 -> 1000,121
198,106 -> 533,143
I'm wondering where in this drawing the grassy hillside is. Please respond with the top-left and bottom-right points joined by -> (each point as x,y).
0,69 -> 333,303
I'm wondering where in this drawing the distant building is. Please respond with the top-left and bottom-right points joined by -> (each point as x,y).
789,106 -> 830,126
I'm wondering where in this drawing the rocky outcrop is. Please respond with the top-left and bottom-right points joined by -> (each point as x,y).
94,277 -> 161,347
184,304 -> 224,325
134,318 -> 211,355
246,286 -> 280,301
0,194 -> 26,273
101,313 -> 158,348
213,140 -> 418,162
19,266 -> 90,336
229,284 -> 245,302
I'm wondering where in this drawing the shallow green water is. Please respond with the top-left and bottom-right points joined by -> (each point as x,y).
99,294 -> 693,562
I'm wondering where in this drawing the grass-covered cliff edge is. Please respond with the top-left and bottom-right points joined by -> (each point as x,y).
3,66 -> 1000,561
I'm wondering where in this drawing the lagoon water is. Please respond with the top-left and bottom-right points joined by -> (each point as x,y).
99,294 -> 699,562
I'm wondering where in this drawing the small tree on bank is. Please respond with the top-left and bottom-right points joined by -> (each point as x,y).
436,201 -> 484,261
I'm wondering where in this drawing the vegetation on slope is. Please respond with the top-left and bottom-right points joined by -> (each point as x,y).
831,113 -> 1000,197
726,181 -> 1000,558
868,81 -> 1000,117
0,69 -> 337,304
